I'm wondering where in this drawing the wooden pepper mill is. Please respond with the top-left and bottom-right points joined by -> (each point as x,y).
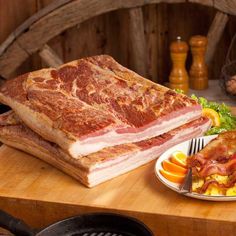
169,36 -> 189,94
189,35 -> 208,90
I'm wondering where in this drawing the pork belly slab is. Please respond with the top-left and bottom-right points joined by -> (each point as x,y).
0,55 -> 201,158
0,111 -> 211,187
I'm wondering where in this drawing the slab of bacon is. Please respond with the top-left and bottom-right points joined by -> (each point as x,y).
0,55 -> 201,158
0,111 -> 211,187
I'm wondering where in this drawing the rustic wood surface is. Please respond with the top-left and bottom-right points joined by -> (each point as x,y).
0,0 -> 72,56
0,0 -> 235,81
206,11 -> 229,65
0,0 -> 186,78
0,106 -> 235,236
190,0 -> 236,15
39,44 -> 63,67
214,0 -> 236,16
128,7 -> 147,77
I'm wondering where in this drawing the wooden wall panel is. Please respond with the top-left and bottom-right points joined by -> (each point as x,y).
0,1 -> 236,82
144,4 -> 168,83
0,0 -> 37,43
48,10 -> 129,65
0,0 -> 38,76
48,9 -> 131,71
167,3 -> 215,79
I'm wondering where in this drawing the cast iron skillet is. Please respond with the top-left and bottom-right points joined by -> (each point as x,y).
0,210 -> 153,236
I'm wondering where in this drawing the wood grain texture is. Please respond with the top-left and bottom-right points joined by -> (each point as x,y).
143,5 -> 158,83
206,11 -> 229,65
0,0 -> 37,44
0,0 -> 72,56
191,0 -> 236,16
39,44 -> 63,67
0,0 -> 236,81
0,0 -> 38,78
151,3 -> 169,83
0,133 -> 236,236
189,0 -> 213,7
128,7 -> 147,77
0,0 -> 183,77
214,0 -> 236,16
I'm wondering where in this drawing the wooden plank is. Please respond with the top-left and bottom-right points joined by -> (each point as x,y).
0,0 -> 37,44
39,44 -> 63,67
156,3 -> 169,83
0,0 -> 38,79
116,10 -> 130,69
143,5 -> 158,82
63,12 -> 109,62
0,0 -> 73,56
214,0 -> 236,16
1,143 -> 236,235
206,11 -> 229,65
189,0 -> 214,7
167,2 -> 219,80
128,7 -> 147,77
0,42 -> 29,78
1,197 -> 236,236
0,0 -> 189,78
191,0 -> 236,16
0,0 -> 235,80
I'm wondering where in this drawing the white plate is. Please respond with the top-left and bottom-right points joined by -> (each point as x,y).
155,135 -> 236,201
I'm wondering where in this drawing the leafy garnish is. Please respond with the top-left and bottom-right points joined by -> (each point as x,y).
173,89 -> 236,135
191,95 -> 236,135
174,88 -> 184,94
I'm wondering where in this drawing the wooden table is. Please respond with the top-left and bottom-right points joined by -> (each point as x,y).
0,108 -> 235,236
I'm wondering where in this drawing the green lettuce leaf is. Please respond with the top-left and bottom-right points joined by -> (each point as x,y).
191,94 -> 236,135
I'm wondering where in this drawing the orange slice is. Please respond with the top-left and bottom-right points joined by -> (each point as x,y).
162,160 -> 187,174
160,169 -> 185,183
170,151 -> 187,168
202,108 -> 220,127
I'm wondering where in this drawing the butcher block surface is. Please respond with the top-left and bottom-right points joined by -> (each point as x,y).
0,108 -> 235,236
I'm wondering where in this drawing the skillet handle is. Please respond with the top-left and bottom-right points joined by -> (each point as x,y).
0,209 -> 34,236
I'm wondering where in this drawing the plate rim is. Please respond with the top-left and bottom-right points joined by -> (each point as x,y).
155,134 -> 236,201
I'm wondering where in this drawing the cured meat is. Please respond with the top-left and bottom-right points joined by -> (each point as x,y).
0,111 -> 211,187
0,55 -> 201,158
188,131 -> 236,194
188,131 -> 236,177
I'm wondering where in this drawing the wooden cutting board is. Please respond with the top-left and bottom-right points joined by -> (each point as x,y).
0,108 -> 235,236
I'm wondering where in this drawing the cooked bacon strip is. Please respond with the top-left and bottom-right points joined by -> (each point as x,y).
189,131 -> 236,194
188,145 -> 230,168
188,153 -> 207,168
198,157 -> 236,177
198,179 -> 219,194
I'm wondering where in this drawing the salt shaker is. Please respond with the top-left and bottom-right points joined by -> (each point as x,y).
169,36 -> 189,94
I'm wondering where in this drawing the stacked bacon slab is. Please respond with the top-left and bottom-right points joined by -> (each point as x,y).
188,131 -> 236,194
0,55 -> 211,187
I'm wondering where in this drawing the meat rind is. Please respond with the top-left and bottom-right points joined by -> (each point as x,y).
0,55 -> 201,157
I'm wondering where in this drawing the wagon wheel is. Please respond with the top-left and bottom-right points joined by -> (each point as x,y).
0,0 -> 234,84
